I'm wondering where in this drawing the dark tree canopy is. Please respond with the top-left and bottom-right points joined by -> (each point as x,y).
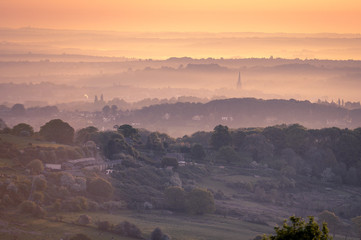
117,124 -> 138,139
12,123 -> 34,136
86,177 -> 114,199
186,188 -> 215,215
11,103 -> 26,116
75,126 -> 98,144
191,143 -> 206,161
262,216 -> 331,240
211,125 -> 232,150
165,186 -> 186,211
39,119 -> 74,144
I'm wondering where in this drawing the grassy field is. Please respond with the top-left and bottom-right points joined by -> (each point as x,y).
0,133 -> 72,149
0,210 -> 355,240
0,210 -> 273,240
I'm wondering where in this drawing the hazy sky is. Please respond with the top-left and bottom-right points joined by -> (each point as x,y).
1,0 -> 361,33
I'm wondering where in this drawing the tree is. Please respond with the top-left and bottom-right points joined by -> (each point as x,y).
117,124 -> 138,139
86,177 -> 114,199
262,216 -> 331,240
285,124 -> 310,154
19,200 -> 36,214
165,186 -> 186,211
12,123 -> 34,136
147,132 -> 165,152
186,188 -> 215,215
211,125 -> 232,150
318,210 -> 340,238
11,103 -> 26,116
161,157 -> 178,168
263,126 -> 286,152
216,146 -> 240,164
191,144 -> 206,161
27,159 -> 44,175
102,105 -> 111,116
75,126 -> 98,144
39,119 -> 74,144
113,221 -> 142,239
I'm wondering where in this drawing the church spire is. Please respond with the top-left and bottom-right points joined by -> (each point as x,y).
237,72 -> 241,89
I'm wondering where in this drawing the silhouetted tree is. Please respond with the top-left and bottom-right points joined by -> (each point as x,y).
117,124 -> 138,139
39,119 -> 74,144
75,126 -> 98,144
12,123 -> 34,136
191,143 -> 206,161
11,103 -> 26,116
211,125 -> 232,150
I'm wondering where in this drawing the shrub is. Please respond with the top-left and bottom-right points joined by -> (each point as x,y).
186,188 -> 215,215
61,196 -> 88,212
165,186 -> 186,211
113,221 -> 142,239
19,200 -> 36,214
161,157 -> 178,168
97,221 -> 111,231
77,215 -> 92,225
86,177 -> 114,199
27,159 -> 44,175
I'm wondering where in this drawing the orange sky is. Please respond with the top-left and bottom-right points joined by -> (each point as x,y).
1,0 -> 361,33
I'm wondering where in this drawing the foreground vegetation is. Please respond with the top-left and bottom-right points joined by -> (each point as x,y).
1,118 -> 361,239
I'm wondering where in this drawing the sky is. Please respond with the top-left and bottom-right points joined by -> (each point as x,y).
1,0 -> 361,33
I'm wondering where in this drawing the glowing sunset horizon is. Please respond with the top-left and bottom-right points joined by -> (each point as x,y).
1,0 -> 361,34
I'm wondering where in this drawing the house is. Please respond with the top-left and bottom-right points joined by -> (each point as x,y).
45,163 -> 62,171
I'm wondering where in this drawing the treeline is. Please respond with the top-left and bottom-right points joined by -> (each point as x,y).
182,124 -> 361,186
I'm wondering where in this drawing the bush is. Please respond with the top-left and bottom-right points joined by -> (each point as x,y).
77,215 -> 92,225
27,159 -> 44,175
34,177 -> 47,191
86,177 -> 114,199
97,221 -> 111,231
161,157 -> 178,168
165,186 -> 186,211
61,196 -> 88,212
113,221 -> 142,239
186,188 -> 215,215
19,200 -> 36,214
191,144 -> 206,161
150,227 -> 170,240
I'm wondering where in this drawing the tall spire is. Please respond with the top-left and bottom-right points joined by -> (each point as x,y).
237,72 -> 241,89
